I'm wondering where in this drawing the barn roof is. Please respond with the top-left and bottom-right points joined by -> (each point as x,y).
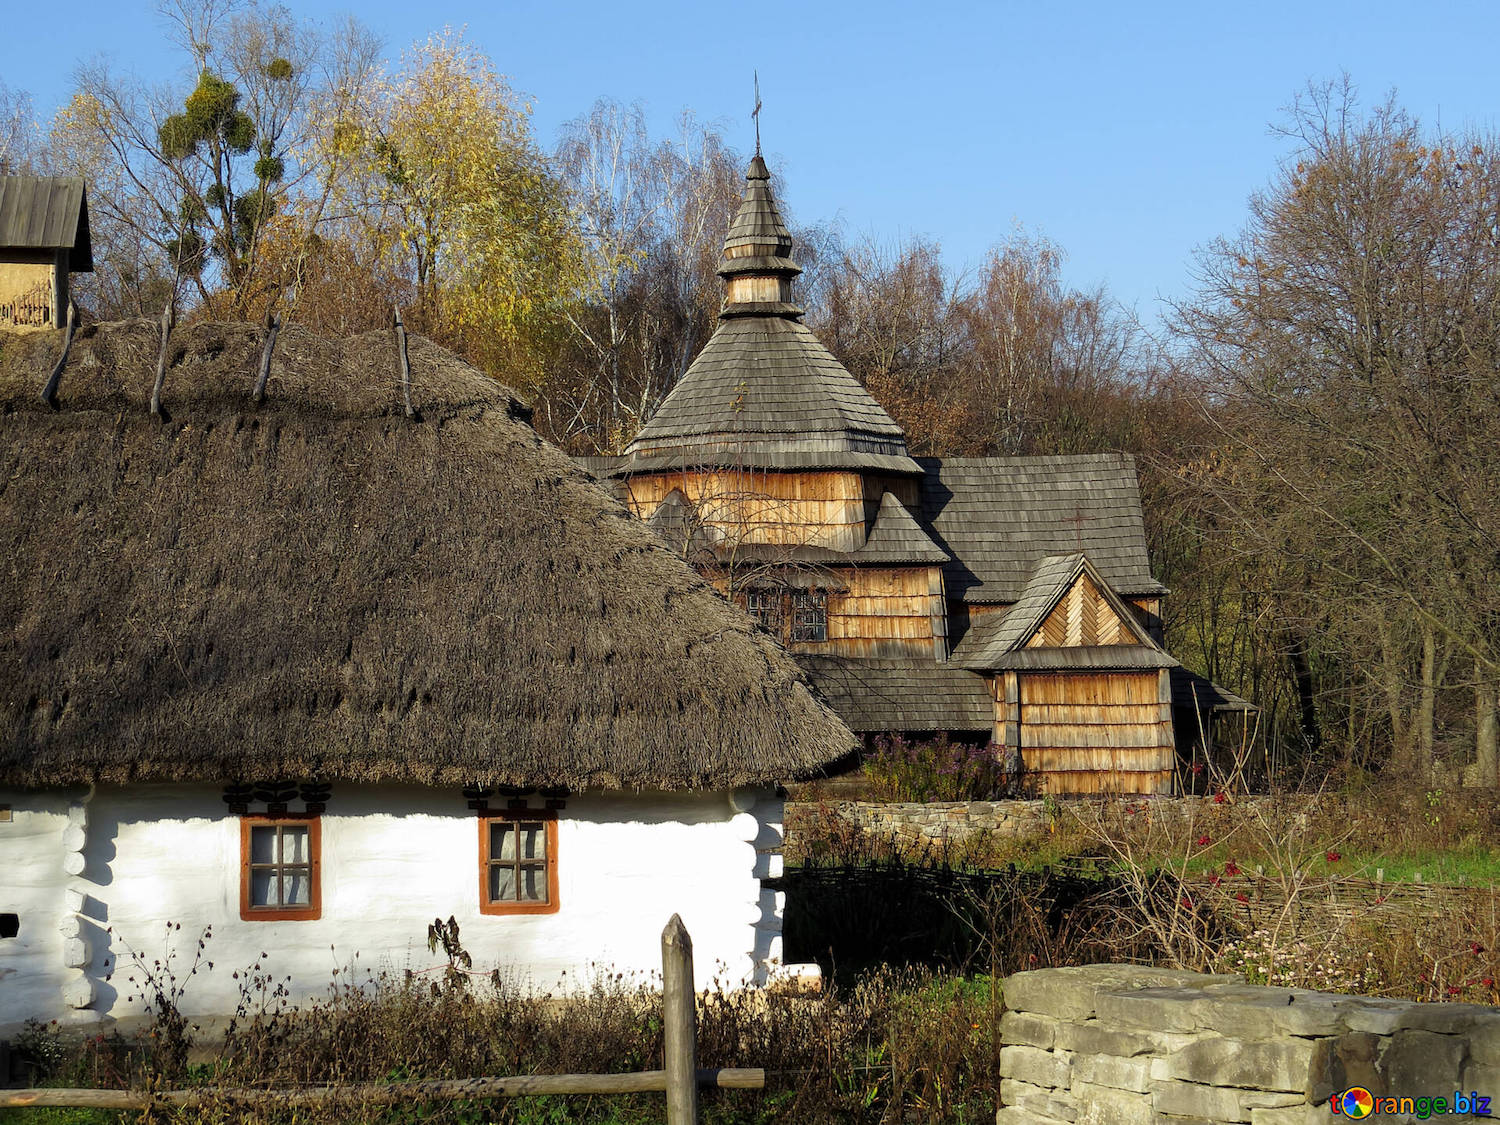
0,320 -> 855,789
797,656 -> 994,733
620,156 -> 919,476
918,454 -> 1167,603
0,176 -> 93,270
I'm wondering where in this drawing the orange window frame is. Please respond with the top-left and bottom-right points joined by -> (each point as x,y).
239,816 -> 322,921
478,809 -> 559,916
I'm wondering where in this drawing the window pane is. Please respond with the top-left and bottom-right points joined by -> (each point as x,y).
282,871 -> 310,906
519,866 -> 547,902
520,824 -> 545,859
281,826 -> 309,864
249,868 -> 276,907
490,823 -> 515,861
489,863 -> 516,902
250,826 -> 276,865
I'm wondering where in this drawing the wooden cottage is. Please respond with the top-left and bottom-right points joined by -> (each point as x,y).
0,176 -> 91,330
0,321 -> 851,1032
585,154 -> 1251,795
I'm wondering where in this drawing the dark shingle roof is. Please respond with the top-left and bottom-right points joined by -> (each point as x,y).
798,656 -> 994,732
719,155 -> 798,278
626,315 -> 917,471
1170,667 -> 1256,712
0,176 -> 93,269
855,492 -> 950,564
919,454 -> 1166,603
990,646 -> 1177,671
622,155 -> 918,476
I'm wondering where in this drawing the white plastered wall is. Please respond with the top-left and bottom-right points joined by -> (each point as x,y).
1,782 -> 787,1031
0,789 -> 76,1029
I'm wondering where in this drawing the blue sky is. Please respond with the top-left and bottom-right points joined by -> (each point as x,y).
6,1 -> 1498,328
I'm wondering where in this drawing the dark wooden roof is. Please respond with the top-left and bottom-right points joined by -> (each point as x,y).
0,176 -> 93,270
621,156 -> 918,476
1171,667 -> 1256,712
624,315 -> 919,473
856,492 -> 950,564
798,656 -> 994,733
919,454 -> 1166,603
719,154 -> 798,279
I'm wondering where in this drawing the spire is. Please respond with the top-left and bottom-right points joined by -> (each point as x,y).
752,71 -> 762,157
718,152 -> 801,317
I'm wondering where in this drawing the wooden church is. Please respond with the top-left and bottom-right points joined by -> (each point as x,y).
583,153 -> 1250,795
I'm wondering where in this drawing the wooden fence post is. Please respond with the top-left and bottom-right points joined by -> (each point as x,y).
661,914 -> 699,1125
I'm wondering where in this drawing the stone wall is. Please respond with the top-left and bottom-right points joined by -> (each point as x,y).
999,964 -> 1500,1123
815,800 -> 1046,842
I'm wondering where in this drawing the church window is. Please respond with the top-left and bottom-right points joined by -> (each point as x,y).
240,817 -> 321,921
790,591 -> 828,642
742,589 -> 782,632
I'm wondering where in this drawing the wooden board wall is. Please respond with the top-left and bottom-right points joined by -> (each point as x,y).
799,566 -> 946,660
993,670 -> 1175,795
626,470 -> 867,552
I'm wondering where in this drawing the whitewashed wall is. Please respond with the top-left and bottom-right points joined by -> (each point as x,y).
0,788 -> 76,1029
0,783 -> 787,1032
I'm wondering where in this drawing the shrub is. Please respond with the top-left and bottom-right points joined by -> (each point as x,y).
862,734 -> 1021,802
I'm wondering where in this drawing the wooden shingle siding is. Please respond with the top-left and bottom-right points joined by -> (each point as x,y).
1012,671 -> 1176,795
1025,574 -> 1132,650
812,566 -> 942,660
627,469 -> 867,552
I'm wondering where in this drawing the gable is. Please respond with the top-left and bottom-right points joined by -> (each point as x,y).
1025,571 -> 1134,649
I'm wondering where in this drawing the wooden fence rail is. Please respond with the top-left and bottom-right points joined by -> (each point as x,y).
1,916 -> 752,1122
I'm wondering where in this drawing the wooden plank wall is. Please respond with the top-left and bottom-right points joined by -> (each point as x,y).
993,670 -> 1175,795
794,566 -> 944,659
1025,574 -> 1131,649
626,470 -> 866,552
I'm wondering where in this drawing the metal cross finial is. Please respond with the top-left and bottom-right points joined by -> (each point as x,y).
753,71 -> 762,156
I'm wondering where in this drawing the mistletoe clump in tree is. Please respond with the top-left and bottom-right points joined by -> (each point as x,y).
156,62 -> 291,306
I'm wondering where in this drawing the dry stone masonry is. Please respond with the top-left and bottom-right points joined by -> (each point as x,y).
999,964 -> 1500,1123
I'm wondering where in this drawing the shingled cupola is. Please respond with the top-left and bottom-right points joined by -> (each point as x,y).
620,154 -> 920,478
718,154 -> 802,314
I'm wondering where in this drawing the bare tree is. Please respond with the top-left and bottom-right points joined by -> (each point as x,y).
0,80 -> 37,174
1176,79 -> 1500,783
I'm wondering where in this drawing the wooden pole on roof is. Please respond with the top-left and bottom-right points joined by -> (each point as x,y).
393,304 -> 414,418
661,913 -> 699,1124
149,298 -> 174,418
39,299 -> 77,407
253,311 -> 280,403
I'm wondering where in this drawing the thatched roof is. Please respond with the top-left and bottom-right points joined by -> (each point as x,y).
0,320 -> 855,789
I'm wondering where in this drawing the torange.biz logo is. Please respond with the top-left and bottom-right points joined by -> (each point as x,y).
1330,1087 -> 1493,1118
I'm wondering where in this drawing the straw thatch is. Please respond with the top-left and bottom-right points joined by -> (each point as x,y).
0,320 -> 855,789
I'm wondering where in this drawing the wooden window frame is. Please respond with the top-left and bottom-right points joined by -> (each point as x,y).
741,588 -> 783,633
239,815 -> 321,922
789,590 -> 828,643
478,809 -> 559,916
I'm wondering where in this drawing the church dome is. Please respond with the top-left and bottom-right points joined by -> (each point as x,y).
621,154 -> 920,476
